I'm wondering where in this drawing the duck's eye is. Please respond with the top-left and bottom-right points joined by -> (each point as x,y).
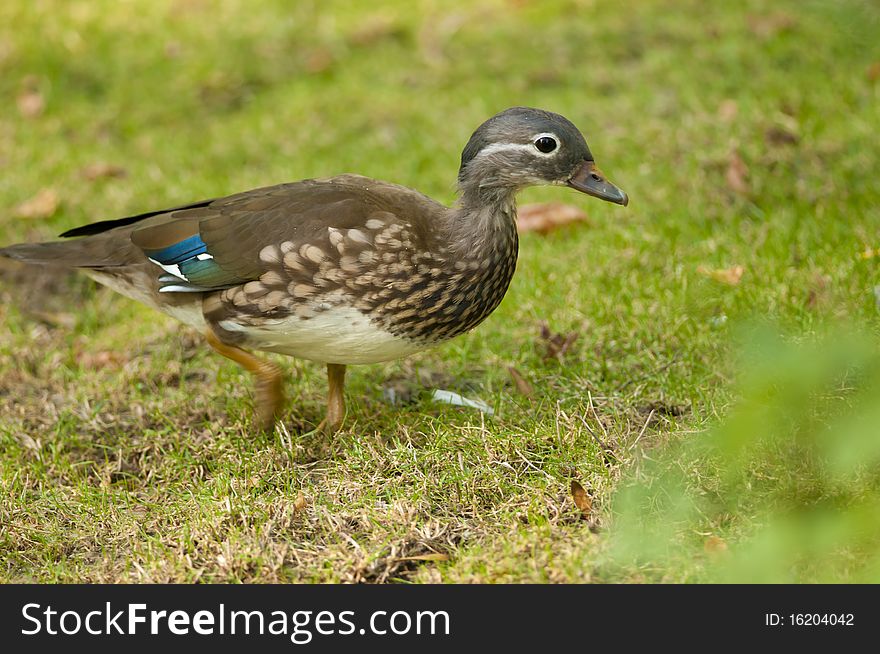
534,136 -> 557,153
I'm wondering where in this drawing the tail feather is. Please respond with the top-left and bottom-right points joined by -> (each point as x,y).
0,237 -> 133,268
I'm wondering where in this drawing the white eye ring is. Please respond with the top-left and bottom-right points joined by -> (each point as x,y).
532,132 -> 559,154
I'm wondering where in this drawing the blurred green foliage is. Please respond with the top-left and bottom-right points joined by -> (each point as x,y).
612,326 -> 880,582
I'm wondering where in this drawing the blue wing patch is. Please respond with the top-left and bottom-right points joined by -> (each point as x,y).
143,234 -> 208,265
143,234 -> 235,293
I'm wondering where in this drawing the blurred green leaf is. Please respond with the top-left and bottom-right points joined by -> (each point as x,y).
611,326 -> 880,582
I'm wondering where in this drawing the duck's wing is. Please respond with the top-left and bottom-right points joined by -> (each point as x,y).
2,175 -> 442,296
128,177 -> 393,292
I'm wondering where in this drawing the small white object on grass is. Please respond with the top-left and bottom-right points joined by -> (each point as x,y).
431,389 -> 495,415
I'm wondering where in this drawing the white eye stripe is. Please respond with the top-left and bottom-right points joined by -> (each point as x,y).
474,132 -> 561,159
473,143 -> 536,158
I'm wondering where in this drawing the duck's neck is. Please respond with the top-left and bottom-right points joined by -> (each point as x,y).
445,185 -> 518,260
402,183 -> 518,342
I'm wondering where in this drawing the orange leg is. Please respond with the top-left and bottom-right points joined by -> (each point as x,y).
317,363 -> 346,433
205,329 -> 284,431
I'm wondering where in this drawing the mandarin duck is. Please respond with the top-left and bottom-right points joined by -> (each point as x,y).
1,107 -> 627,431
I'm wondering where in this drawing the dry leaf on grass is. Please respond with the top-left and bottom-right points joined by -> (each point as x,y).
539,321 -> 579,361
14,188 -> 59,219
726,151 -> 750,195
703,535 -> 728,554
507,366 -> 534,398
570,480 -> 593,517
517,202 -> 590,235
293,492 -> 307,512
868,62 -> 880,83
697,264 -> 744,286
81,162 -> 127,181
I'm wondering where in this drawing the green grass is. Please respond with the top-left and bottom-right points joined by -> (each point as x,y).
1,0 -> 879,582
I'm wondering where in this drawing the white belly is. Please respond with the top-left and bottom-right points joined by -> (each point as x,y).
218,306 -> 428,364
85,270 -> 425,364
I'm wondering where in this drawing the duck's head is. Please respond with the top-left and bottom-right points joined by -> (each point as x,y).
457,106 -> 628,207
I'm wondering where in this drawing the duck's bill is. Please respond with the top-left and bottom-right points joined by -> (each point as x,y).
567,160 -> 629,206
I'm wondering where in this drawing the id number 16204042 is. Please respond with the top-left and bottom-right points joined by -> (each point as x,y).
765,613 -> 854,627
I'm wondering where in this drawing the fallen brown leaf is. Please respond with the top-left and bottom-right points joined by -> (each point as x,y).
704,535 -> 728,554
507,366 -> 534,398
293,492 -> 307,512
697,264 -> 745,286
14,188 -> 59,219
81,162 -> 127,181
570,480 -> 593,517
539,321 -> 579,361
726,151 -> 750,196
868,62 -> 880,83
517,202 -> 590,235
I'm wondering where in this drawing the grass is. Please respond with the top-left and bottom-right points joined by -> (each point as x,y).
1,0 -> 879,582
